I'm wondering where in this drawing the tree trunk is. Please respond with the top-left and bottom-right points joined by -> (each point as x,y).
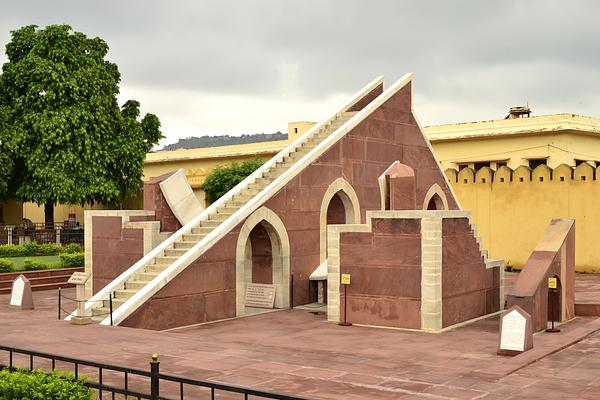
44,202 -> 54,229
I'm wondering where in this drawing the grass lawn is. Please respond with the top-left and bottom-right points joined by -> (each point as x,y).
0,256 -> 62,271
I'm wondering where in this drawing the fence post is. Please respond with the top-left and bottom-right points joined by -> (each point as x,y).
56,228 -> 61,245
109,293 -> 113,326
58,287 -> 62,320
7,226 -> 12,245
150,353 -> 160,400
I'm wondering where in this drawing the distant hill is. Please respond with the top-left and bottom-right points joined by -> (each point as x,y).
160,132 -> 288,151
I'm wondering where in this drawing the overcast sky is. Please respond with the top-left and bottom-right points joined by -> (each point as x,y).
1,1 -> 599,147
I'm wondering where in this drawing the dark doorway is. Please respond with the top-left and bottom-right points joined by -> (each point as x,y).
327,192 -> 347,225
427,194 -> 444,210
249,223 -> 272,284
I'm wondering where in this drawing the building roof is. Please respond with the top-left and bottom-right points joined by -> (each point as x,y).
145,140 -> 286,164
424,113 -> 600,142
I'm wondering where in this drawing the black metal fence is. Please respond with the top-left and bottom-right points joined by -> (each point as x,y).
0,222 -> 84,246
0,344 -> 311,400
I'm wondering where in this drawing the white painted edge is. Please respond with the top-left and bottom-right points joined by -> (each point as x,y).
88,75 -> 387,325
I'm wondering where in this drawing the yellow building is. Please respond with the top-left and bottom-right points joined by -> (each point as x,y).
426,108 -> 600,272
426,108 -> 600,171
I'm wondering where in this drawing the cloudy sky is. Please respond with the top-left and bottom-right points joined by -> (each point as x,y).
1,1 -> 599,148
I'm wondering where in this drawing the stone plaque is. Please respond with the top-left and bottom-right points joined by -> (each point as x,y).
498,305 -> 533,356
10,275 -> 34,310
245,283 -> 276,308
68,272 -> 90,285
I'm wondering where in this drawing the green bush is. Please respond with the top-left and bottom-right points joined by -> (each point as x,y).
204,158 -> 264,203
60,252 -> 85,268
22,241 -> 40,256
39,243 -> 62,256
0,260 -> 13,273
0,242 -> 75,258
62,243 -> 82,254
0,369 -> 92,400
23,259 -> 49,271
0,244 -> 27,258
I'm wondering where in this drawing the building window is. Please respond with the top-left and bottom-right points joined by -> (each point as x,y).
474,162 -> 490,171
294,128 -> 298,134
458,164 -> 469,171
528,159 -> 547,170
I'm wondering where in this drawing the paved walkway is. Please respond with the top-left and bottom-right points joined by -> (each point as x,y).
0,276 -> 599,399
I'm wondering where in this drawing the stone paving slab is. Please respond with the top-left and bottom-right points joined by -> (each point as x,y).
0,286 -> 600,399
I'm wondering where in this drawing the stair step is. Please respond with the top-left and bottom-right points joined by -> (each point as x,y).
113,289 -> 137,299
164,248 -> 188,257
173,240 -> 197,249
123,280 -> 148,290
152,256 -> 177,265
183,233 -> 205,241
146,263 -> 170,273
191,226 -> 213,235
134,272 -> 159,281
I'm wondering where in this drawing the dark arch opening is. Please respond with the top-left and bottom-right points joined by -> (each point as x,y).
249,222 -> 273,284
327,192 -> 347,225
427,194 -> 444,210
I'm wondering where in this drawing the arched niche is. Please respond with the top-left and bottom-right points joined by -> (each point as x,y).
236,207 -> 290,316
319,178 -> 361,263
422,183 -> 449,211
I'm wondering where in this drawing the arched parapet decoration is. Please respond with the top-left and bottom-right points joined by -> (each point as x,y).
457,167 -> 475,184
532,164 -> 552,183
575,162 -> 594,181
319,178 -> 361,262
475,167 -> 493,185
555,164 -> 573,182
235,206 -> 290,316
444,168 -> 458,183
513,165 -> 532,183
494,166 -> 513,184
422,183 -> 449,211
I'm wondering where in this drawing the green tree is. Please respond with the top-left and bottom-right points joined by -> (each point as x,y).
204,158 -> 265,203
0,24 -> 162,225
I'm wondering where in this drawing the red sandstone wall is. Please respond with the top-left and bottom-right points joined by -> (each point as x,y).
121,231 -> 238,330
441,218 -> 500,327
339,218 -> 422,329
144,172 -> 182,233
123,81 -> 461,330
92,216 -> 145,294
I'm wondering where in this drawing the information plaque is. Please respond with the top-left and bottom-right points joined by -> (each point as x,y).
245,283 -> 276,309
498,305 -> 533,356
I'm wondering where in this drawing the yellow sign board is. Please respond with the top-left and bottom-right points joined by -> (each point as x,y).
548,277 -> 557,289
341,274 -> 351,285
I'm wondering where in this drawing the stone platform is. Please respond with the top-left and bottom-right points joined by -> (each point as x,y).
1,279 -> 600,399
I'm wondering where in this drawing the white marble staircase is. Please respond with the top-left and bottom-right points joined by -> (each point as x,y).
90,111 -> 357,320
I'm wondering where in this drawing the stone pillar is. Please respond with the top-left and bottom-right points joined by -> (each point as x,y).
420,217 -> 442,331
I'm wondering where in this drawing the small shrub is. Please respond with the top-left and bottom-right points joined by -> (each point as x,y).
0,369 -> 92,400
60,252 -> 85,268
62,243 -> 82,254
204,158 -> 264,203
0,244 -> 27,258
22,241 -> 40,256
23,258 -> 49,271
39,243 -> 62,256
0,259 -> 14,273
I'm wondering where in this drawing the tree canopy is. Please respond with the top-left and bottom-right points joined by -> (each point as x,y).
0,24 -> 162,221
203,158 -> 264,204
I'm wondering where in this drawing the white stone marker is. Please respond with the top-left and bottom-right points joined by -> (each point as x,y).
498,305 -> 533,356
10,275 -> 34,310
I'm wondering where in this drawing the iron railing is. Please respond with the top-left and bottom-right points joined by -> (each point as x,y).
0,344 -> 311,400
0,222 -> 84,246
